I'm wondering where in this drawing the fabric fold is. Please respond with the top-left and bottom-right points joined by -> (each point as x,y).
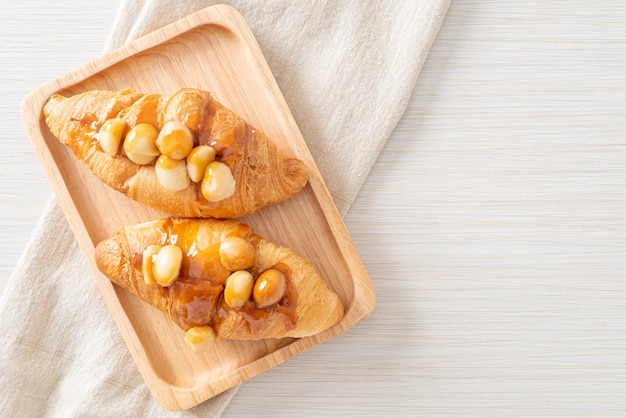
1,0 -> 449,415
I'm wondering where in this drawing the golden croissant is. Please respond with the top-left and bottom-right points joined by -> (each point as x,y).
95,217 -> 343,350
43,88 -> 308,218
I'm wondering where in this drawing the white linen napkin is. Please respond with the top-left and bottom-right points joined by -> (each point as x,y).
0,0 -> 449,415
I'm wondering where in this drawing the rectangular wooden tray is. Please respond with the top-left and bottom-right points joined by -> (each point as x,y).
21,5 -> 374,411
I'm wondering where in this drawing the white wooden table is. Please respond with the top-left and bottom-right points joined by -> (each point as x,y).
2,1 -> 625,416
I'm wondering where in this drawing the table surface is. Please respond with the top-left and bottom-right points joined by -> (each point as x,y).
2,1 -> 625,416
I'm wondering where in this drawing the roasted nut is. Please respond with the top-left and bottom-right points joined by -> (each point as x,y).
152,244 -> 183,286
219,236 -> 256,271
123,123 -> 160,165
201,161 -> 236,202
253,269 -> 287,308
155,155 -> 190,192
186,145 -> 216,182
184,326 -> 216,352
224,270 -> 254,309
156,121 -> 194,160
98,118 -> 126,156
141,244 -> 162,284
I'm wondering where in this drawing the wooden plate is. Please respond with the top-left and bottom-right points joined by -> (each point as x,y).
21,5 -> 375,411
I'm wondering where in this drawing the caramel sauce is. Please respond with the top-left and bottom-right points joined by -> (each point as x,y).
164,218 -> 199,251
249,234 -> 264,247
168,279 -> 223,329
195,101 -> 217,146
118,94 -> 159,128
160,218 -> 246,285
67,112 -> 100,156
132,252 -> 143,270
214,262 -> 298,335
183,243 -> 230,285
135,219 -> 297,334
79,112 -> 100,133
210,126 -> 238,161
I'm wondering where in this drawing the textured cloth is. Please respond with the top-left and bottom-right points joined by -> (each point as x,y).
0,0 -> 449,416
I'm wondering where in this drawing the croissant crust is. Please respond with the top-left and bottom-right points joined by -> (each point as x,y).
95,217 -> 344,340
43,88 -> 308,218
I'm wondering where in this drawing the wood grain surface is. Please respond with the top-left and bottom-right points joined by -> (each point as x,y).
20,5 -> 373,411
2,1 -> 626,416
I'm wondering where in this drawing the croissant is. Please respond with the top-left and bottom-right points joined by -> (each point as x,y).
95,217 -> 343,349
43,88 -> 308,218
